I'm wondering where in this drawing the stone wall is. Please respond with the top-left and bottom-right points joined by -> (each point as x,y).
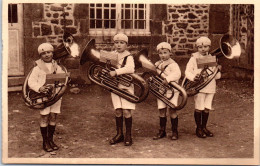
163,4 -> 210,56
32,4 -> 79,46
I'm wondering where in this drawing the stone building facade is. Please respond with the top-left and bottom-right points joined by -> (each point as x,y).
8,3 -> 254,88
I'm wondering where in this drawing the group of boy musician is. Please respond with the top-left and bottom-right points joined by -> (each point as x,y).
28,33 -> 221,152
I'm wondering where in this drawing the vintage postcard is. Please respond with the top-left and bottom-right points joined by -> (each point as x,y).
2,0 -> 259,165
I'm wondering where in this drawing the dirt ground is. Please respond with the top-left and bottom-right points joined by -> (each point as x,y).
6,76 -> 255,161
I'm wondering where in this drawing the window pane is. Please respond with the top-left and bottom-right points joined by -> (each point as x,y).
90,20 -> 95,28
90,4 -> 95,7
125,4 -> 130,8
124,20 -> 132,29
104,4 -> 109,7
96,9 -> 102,19
139,4 -> 144,8
104,20 -> 109,29
139,10 -> 144,19
104,9 -> 109,19
8,4 -> 18,23
90,9 -> 95,18
111,4 -> 116,7
139,20 -> 145,29
135,9 -> 137,19
111,9 -> 116,19
96,20 -> 102,28
96,4 -> 102,7
111,20 -> 116,28
125,9 -> 130,19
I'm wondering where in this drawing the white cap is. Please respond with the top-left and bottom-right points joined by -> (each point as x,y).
196,37 -> 211,46
38,43 -> 54,55
156,42 -> 171,51
113,33 -> 128,43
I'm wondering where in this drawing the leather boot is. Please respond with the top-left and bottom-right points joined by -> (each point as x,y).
124,117 -> 133,146
153,117 -> 167,140
171,117 -> 178,140
202,111 -> 213,137
40,127 -> 53,152
194,111 -> 206,138
109,116 -> 124,145
48,125 -> 59,150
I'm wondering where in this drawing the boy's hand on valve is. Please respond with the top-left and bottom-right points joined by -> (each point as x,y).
109,71 -> 117,77
39,86 -> 48,93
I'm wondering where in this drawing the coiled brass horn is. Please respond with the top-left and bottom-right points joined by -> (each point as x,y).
22,65 -> 70,109
22,33 -> 76,109
80,39 -> 149,103
182,34 -> 241,96
137,49 -> 188,110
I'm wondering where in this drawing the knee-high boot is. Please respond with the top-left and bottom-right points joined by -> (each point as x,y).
153,117 -> 167,140
202,111 -> 213,137
194,111 -> 206,138
171,117 -> 178,140
109,116 -> 124,145
48,125 -> 59,150
124,117 -> 133,146
40,127 -> 53,152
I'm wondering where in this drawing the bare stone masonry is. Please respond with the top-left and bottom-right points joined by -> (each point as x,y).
163,4 -> 209,56
32,3 -> 79,46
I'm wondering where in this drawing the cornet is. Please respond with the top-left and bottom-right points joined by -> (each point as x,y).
80,39 -> 149,103
182,34 -> 241,96
136,49 -> 188,110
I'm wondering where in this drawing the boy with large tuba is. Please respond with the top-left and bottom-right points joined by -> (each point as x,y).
153,42 -> 182,140
28,43 -> 65,152
185,36 -> 221,138
108,33 -> 135,146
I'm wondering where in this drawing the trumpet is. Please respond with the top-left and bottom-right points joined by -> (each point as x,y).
137,49 -> 188,110
182,34 -> 241,96
80,39 -> 149,103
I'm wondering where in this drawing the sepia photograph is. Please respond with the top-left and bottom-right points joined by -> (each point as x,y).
2,0 -> 259,165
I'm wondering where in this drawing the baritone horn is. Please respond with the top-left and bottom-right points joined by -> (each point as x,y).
80,39 -> 149,103
182,34 -> 241,96
136,49 -> 188,110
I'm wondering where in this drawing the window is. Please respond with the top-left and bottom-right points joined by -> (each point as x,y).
89,3 -> 150,36
8,4 -> 18,24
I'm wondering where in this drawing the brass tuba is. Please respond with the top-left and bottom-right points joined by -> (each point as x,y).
137,49 -> 188,110
22,33 -> 76,109
182,34 -> 241,96
80,39 -> 149,103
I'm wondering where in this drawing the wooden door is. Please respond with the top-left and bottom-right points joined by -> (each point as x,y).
8,4 -> 24,76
